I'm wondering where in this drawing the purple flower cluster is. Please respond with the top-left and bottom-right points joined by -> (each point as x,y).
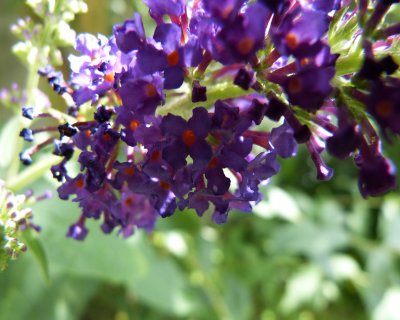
19,0 -> 400,239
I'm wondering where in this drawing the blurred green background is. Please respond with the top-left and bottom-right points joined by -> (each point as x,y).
1,1 -> 400,319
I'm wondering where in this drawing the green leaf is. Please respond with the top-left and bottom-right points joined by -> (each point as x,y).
372,286 -> 400,320
222,274 -> 251,320
279,265 -> 326,314
21,228 -> 50,284
127,240 -> 194,316
269,221 -> 349,259
0,254 -> 99,320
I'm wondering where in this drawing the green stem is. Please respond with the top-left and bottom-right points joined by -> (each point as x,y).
7,155 -> 60,192
350,235 -> 400,258
157,82 -> 249,118
335,54 -> 363,76
185,242 -> 231,320
7,4 -> 64,184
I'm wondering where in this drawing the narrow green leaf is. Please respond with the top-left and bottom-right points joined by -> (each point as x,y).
21,229 -> 50,284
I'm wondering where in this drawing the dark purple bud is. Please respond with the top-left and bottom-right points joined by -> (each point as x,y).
19,128 -> 34,142
67,106 -> 79,117
19,151 -> 32,165
234,68 -> 255,90
206,168 -> 231,195
192,80 -> 207,103
258,0 -> 289,13
326,124 -> 361,159
38,65 -> 53,76
357,153 -> 396,198
247,99 -> 267,125
94,105 -> 113,123
293,125 -> 311,144
379,0 -> 399,4
67,220 -> 88,241
51,162 -> 68,182
379,56 -> 398,75
58,123 -> 79,138
357,57 -> 383,80
265,97 -> 286,121
53,141 -> 74,160
22,106 -> 35,120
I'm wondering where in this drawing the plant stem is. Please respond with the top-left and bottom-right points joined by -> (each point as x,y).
158,82 -> 249,118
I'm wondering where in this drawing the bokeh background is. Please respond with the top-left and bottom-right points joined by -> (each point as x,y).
1,1 -> 400,319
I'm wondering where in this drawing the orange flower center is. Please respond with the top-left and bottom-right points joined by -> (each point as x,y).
150,150 -> 161,162
104,73 -> 115,83
376,100 -> 393,118
300,57 -> 310,66
75,178 -> 85,189
167,50 -> 180,66
182,129 -> 197,146
237,37 -> 255,56
222,4 -> 234,19
287,77 -> 302,94
159,180 -> 171,191
208,157 -> 219,169
129,120 -> 140,131
124,197 -> 134,206
103,133 -> 111,142
145,83 -> 158,97
124,167 -> 135,175
285,32 -> 299,49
